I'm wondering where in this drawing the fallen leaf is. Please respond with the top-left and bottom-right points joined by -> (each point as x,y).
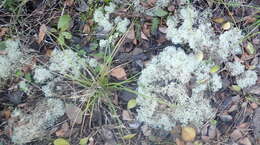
37,24 -> 47,44
83,24 -> 91,34
176,138 -> 185,145
126,27 -> 135,40
230,129 -> 242,140
110,67 -> 127,80
0,27 -> 8,38
245,42 -> 255,55
65,0 -> 74,6
122,110 -> 132,121
53,138 -> 70,145
127,99 -> 137,109
181,126 -> 196,142
210,65 -> 220,73
58,15 -> 71,31
79,137 -> 89,145
222,22 -> 231,30
122,133 -> 136,140
141,31 -> 149,40
230,85 -> 241,92
2,109 -> 11,119
212,17 -> 225,24
250,103 -> 258,109
239,137 -> 252,145
65,104 -> 83,124
56,122 -> 70,137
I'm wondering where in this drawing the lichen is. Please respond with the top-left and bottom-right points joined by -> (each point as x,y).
0,39 -> 22,79
137,46 -> 215,130
11,98 -> 65,144
236,70 -> 257,88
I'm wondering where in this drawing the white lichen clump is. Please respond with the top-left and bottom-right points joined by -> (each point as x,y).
11,98 -> 65,144
33,49 -> 98,97
33,67 -> 53,83
226,61 -> 245,76
93,2 -> 130,50
0,40 -> 22,79
137,46 -> 216,130
166,6 -> 244,62
236,70 -> 258,88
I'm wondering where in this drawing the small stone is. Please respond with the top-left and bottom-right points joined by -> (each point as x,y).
220,114 -> 233,122
250,103 -> 258,109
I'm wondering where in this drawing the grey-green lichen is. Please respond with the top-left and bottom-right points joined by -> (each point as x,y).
0,39 -> 22,79
11,98 -> 65,144
137,46 -> 216,130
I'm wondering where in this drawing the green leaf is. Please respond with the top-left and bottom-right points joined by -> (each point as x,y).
127,99 -> 137,109
58,15 -> 71,31
210,65 -> 220,73
15,70 -> 23,77
122,133 -> 136,140
61,32 -> 72,39
154,8 -> 168,17
25,73 -> 32,82
245,42 -> 255,55
210,119 -> 217,125
79,137 -> 89,145
57,35 -> 65,46
53,138 -> 70,145
151,18 -> 160,34
231,85 -> 241,92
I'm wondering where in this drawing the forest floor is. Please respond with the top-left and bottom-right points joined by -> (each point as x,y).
0,0 -> 260,145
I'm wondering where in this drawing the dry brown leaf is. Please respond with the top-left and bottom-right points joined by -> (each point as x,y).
55,122 -> 69,137
231,129 -> 242,140
239,137 -> 252,145
175,138 -> 185,145
2,110 -> 11,119
65,103 -> 83,124
83,24 -> 91,34
0,27 -> 8,38
122,110 -> 132,121
65,0 -> 74,6
181,126 -> 196,142
141,31 -> 149,40
127,27 -> 135,40
110,67 -> 127,80
37,24 -> 47,44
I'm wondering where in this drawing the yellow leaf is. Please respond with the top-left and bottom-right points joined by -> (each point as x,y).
222,22 -> 231,30
230,85 -> 241,92
79,137 -> 89,145
212,17 -> 225,24
245,42 -> 255,55
53,138 -> 70,145
210,65 -> 220,73
122,133 -> 136,140
181,126 -> 196,142
127,99 -> 137,109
